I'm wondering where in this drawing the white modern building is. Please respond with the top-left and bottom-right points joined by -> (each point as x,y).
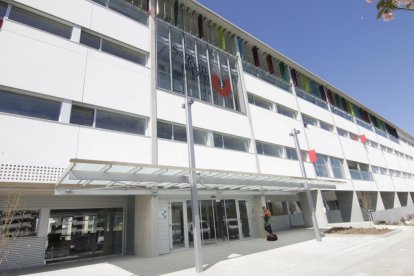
1,0 -> 414,271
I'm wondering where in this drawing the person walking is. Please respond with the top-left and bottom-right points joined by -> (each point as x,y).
261,206 -> 273,235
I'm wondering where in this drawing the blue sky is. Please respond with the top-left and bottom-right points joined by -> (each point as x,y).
197,0 -> 414,136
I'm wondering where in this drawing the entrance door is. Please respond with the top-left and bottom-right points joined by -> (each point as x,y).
238,200 -> 251,238
170,202 -> 185,250
224,200 -> 240,240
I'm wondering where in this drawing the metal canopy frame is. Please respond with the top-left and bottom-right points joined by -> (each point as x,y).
56,159 -> 342,195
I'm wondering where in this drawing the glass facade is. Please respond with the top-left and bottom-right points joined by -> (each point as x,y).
0,210 -> 39,237
156,20 -> 244,113
186,199 -> 245,247
45,208 -> 123,262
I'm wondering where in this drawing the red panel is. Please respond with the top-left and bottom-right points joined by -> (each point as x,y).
0,18 -> 3,29
360,134 -> 367,144
308,149 -> 317,163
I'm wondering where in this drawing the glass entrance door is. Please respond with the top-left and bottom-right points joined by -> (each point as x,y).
170,202 -> 185,250
238,200 -> 251,238
184,198 -> 246,247
224,200 -> 240,240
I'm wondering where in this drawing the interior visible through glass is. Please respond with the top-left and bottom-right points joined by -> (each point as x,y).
45,208 -> 123,262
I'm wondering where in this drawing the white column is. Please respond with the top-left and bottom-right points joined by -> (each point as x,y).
375,191 -> 385,211
38,208 -> 50,238
134,195 -> 159,257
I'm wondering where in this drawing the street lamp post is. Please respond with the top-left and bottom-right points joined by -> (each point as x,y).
183,98 -> 204,272
290,128 -> 322,242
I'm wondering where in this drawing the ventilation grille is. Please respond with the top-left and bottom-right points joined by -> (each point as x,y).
0,164 -> 65,183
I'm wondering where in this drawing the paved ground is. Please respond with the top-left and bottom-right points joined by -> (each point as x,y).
5,226 -> 414,276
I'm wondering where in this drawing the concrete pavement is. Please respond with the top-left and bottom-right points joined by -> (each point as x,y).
6,227 -> 414,276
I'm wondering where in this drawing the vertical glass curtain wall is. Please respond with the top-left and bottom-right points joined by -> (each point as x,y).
156,20 -> 244,112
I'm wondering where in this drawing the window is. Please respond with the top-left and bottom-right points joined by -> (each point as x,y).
337,128 -> 348,138
70,105 -> 94,126
213,133 -> 249,152
288,201 -> 302,214
372,166 -> 380,174
256,142 -> 283,158
156,21 -> 171,90
248,94 -> 272,110
80,30 -> 146,66
330,157 -> 344,178
0,90 -> 61,121
349,132 -> 359,141
324,200 -> 339,211
193,129 -> 207,146
9,6 -> 72,39
269,202 -> 288,216
320,121 -> 333,132
379,167 -> 388,175
91,0 -> 148,25
157,121 -> 207,145
0,1 -> 7,17
302,115 -> 317,127
95,110 -> 146,135
0,210 -> 39,237
315,154 -> 329,177
157,121 -> 172,140
80,31 -> 100,49
285,147 -> 298,160
367,139 -> 378,148
102,39 -> 146,65
347,161 -> 371,181
276,104 -> 297,119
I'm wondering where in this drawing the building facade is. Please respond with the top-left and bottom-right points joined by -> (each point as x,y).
1,0 -> 414,271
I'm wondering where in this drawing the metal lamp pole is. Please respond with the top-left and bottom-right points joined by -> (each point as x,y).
290,128 -> 322,242
183,98 -> 204,272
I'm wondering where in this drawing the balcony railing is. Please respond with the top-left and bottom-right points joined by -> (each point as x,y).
355,118 -> 373,131
295,88 -> 328,110
349,169 -> 372,181
389,135 -> 400,144
374,127 -> 388,139
92,0 -> 149,25
242,61 -> 291,92
331,105 -> 353,121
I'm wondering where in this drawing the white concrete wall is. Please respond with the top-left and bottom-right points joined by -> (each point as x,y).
244,74 -> 297,111
250,106 -> 306,148
13,0 -> 150,52
0,21 -> 87,100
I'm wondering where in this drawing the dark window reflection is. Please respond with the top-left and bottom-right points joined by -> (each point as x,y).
0,1 -> 7,17
96,110 -> 146,135
0,210 -> 40,237
70,105 -> 94,126
0,90 -> 61,121
9,6 -> 72,39
46,208 -> 123,262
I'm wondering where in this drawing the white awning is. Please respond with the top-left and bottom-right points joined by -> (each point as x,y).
55,159 -> 343,195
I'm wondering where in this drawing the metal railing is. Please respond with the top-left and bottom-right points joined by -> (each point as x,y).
389,135 -> 400,144
331,105 -> 353,121
374,127 -> 388,138
349,169 -> 372,181
295,88 -> 328,110
355,118 -> 373,131
242,61 -> 291,92
92,0 -> 149,25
